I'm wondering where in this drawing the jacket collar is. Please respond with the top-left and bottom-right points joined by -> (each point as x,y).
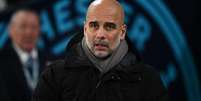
64,33 -> 144,73
64,42 -> 145,73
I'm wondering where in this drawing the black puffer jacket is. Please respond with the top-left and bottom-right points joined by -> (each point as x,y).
33,34 -> 168,101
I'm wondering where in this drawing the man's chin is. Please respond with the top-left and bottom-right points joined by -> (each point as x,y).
94,51 -> 110,59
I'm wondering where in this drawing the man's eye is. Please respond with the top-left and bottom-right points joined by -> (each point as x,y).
89,22 -> 99,29
104,23 -> 116,31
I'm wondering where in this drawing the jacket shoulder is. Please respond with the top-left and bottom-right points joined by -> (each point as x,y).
33,59 -> 66,100
42,59 -> 66,78
134,63 -> 168,100
131,62 -> 162,83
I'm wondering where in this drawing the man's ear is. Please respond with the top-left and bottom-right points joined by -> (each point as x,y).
120,24 -> 127,40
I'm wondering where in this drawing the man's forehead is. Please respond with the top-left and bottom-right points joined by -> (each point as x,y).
88,20 -> 116,24
86,12 -> 120,24
11,11 -> 39,24
87,5 -> 120,19
86,0 -> 124,24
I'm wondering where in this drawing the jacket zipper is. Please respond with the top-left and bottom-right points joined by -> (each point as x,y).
96,80 -> 102,88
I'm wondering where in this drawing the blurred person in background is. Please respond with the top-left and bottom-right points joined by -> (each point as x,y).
0,9 -> 46,101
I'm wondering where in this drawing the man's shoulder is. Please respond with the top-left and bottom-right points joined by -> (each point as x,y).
0,46 -> 13,53
40,59 -> 67,81
131,62 -> 162,83
0,46 -> 16,59
46,59 -> 66,71
131,62 -> 160,75
40,59 -> 85,87
122,50 -> 157,74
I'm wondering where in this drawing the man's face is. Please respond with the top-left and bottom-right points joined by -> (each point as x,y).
84,7 -> 126,59
10,12 -> 40,52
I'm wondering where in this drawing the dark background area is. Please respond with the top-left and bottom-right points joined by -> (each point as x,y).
165,0 -> 200,78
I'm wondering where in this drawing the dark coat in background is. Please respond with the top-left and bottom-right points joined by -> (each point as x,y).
33,34 -> 168,101
0,40 -> 47,101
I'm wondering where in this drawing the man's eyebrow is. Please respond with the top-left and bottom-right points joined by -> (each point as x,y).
104,22 -> 117,27
89,21 -> 98,23
105,22 -> 116,24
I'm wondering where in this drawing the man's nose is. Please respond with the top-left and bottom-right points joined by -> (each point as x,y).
24,27 -> 33,36
96,27 -> 106,39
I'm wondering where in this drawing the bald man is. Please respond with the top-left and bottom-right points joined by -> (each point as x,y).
0,9 -> 46,101
33,0 -> 168,101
